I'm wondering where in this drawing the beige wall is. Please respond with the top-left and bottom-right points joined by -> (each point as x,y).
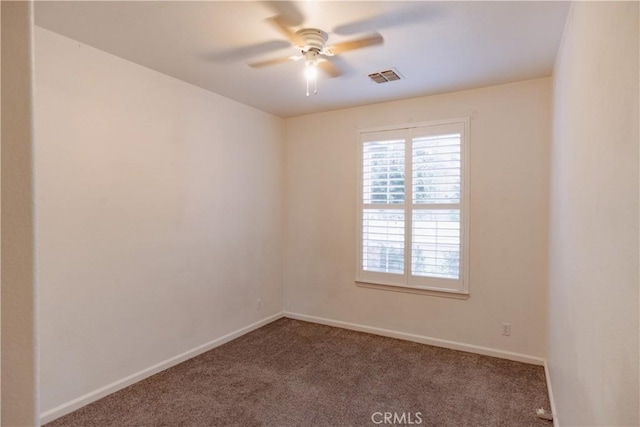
283,78 -> 551,358
548,2 -> 639,425
34,27 -> 284,416
1,2 -> 39,425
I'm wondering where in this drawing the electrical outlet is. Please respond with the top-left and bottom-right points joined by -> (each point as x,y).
257,298 -> 262,311
501,322 -> 511,336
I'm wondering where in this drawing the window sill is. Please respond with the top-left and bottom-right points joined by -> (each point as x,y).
355,280 -> 470,300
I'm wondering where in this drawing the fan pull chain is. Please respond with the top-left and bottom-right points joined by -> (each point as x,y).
306,77 -> 318,96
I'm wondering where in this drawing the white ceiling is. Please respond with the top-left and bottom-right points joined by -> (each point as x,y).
35,1 -> 570,118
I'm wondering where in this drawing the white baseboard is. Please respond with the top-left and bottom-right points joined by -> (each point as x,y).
40,312 -> 284,425
544,361 -> 559,427
283,311 -> 545,366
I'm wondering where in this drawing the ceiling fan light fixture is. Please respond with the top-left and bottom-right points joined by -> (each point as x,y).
305,62 -> 318,80
304,63 -> 318,97
304,50 -> 320,96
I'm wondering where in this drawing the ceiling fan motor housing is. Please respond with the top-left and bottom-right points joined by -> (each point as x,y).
296,28 -> 328,52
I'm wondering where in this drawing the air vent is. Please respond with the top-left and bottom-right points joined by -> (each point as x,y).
368,69 -> 402,84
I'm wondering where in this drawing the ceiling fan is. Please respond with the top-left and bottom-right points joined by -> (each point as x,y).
248,13 -> 384,96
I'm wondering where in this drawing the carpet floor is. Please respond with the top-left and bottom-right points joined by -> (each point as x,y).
46,318 -> 552,426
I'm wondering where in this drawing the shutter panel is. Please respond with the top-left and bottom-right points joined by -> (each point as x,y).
361,134 -> 406,274
412,134 -> 461,204
410,127 -> 463,283
362,139 -> 405,205
411,209 -> 461,279
362,209 -> 404,274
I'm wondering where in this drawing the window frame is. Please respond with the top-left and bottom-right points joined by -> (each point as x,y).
356,118 -> 470,297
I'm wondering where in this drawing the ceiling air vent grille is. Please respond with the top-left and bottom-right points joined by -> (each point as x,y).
368,69 -> 402,84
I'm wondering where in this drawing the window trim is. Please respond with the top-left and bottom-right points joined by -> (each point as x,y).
355,118 -> 470,296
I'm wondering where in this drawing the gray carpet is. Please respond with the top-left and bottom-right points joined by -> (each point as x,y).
46,318 -> 552,426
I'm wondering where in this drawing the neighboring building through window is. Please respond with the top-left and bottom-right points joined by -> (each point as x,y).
357,119 -> 469,294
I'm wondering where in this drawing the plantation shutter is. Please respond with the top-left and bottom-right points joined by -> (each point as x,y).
358,121 -> 468,294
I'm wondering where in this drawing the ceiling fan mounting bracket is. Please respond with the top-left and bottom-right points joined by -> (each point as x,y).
295,28 -> 328,52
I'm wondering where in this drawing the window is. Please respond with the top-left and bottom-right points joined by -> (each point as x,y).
357,119 -> 469,295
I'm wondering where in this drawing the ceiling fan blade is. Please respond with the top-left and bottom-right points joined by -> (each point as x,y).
208,40 -> 292,63
262,1 -> 305,27
327,33 -> 384,55
318,59 -> 342,78
248,55 -> 301,68
266,15 -> 306,47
